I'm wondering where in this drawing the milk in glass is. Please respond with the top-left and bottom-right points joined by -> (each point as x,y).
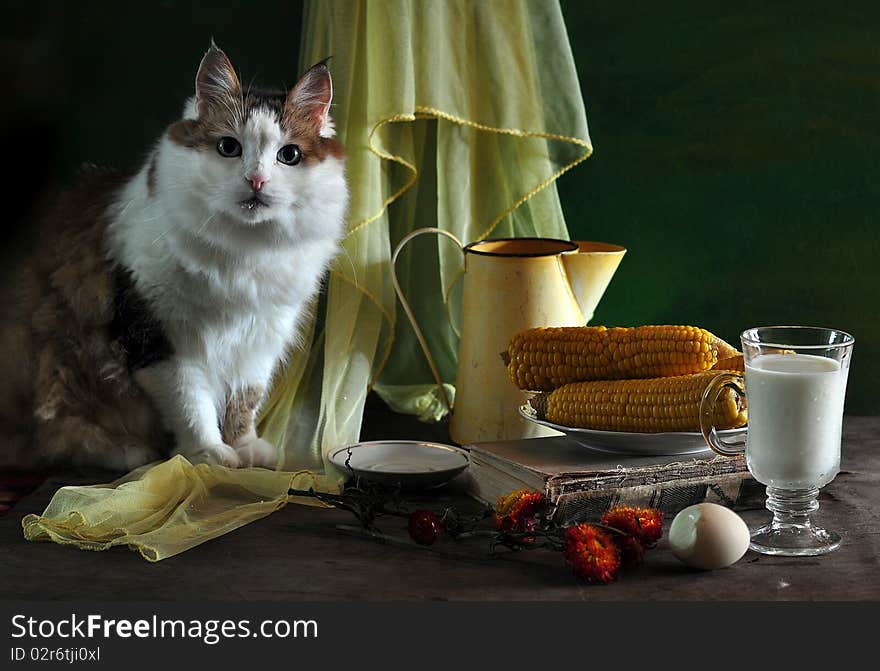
744,353 -> 846,488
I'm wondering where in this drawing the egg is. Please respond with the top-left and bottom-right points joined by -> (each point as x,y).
668,503 -> 750,570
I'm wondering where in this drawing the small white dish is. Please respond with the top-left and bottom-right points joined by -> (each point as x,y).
329,440 -> 469,488
519,404 -> 747,456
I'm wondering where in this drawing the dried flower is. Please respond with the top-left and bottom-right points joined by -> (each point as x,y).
601,506 -> 664,546
634,508 -> 664,545
615,534 -> 645,569
493,489 -> 546,533
563,523 -> 621,584
408,510 -> 444,546
290,482 -> 660,586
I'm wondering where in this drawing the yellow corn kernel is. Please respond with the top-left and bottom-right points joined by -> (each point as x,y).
712,354 -> 745,373
536,370 -> 747,432
506,325 -> 740,391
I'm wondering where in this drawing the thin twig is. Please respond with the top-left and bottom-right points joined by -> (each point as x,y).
335,524 -> 418,549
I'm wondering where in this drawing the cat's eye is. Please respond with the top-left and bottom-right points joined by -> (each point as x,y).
277,144 -> 302,166
216,137 -> 242,158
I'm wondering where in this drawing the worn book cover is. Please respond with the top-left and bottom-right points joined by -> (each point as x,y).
463,436 -> 765,523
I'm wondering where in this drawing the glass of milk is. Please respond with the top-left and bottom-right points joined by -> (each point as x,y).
700,326 -> 854,556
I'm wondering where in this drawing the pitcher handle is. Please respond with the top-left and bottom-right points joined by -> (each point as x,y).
699,372 -> 748,457
391,227 -> 465,414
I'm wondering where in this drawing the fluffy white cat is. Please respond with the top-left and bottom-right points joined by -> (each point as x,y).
0,44 -> 348,471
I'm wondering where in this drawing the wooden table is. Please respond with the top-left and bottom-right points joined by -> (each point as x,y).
1,410 -> 877,601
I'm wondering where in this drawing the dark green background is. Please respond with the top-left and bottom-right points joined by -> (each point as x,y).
3,1 -> 876,413
559,1 -> 878,413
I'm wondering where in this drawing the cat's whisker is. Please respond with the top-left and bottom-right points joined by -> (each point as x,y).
136,212 -> 170,225
150,227 -> 174,246
115,194 -> 146,218
244,73 -> 258,102
194,211 -> 218,237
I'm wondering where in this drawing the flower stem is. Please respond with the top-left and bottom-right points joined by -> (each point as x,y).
335,524 -> 423,550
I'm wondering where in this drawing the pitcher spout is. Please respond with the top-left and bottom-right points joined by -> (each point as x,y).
560,241 -> 627,325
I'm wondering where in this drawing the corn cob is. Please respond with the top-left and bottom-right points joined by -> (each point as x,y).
712,354 -> 745,373
506,325 -> 740,391
535,371 -> 747,433
712,350 -> 796,374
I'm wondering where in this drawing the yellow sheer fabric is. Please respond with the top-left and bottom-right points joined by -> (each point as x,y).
261,0 -> 592,461
22,0 -> 591,560
22,456 -> 332,562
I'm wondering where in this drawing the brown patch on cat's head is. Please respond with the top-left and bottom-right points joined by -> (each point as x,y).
167,115 -> 239,150
168,49 -> 345,162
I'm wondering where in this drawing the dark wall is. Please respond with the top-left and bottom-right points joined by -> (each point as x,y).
559,0 -> 878,413
2,0 -> 304,185
3,1 -> 876,413
0,0 -> 304,281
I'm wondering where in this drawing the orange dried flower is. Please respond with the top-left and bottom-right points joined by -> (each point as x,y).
495,489 -> 536,517
494,489 -> 546,533
563,523 -> 621,584
601,506 -> 642,537
634,508 -> 664,545
601,506 -> 664,546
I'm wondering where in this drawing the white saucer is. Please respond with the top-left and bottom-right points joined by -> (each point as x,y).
329,440 -> 469,488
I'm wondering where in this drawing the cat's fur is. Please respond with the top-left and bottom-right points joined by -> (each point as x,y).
0,44 -> 348,471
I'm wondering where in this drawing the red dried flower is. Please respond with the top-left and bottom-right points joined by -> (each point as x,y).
601,506 -> 664,546
493,489 -> 546,534
614,534 -> 645,569
634,508 -> 664,545
601,506 -> 642,537
563,523 -> 621,584
408,510 -> 443,546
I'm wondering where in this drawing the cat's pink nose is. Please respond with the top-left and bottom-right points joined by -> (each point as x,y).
247,175 -> 269,192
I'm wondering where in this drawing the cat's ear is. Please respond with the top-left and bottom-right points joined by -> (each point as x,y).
195,42 -> 242,119
286,60 -> 334,137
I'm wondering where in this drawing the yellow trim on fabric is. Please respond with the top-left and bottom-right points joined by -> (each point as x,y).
341,105 -> 593,390
346,113 -> 419,238
411,106 -> 593,241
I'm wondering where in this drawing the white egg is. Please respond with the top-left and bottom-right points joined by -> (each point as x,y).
668,503 -> 750,570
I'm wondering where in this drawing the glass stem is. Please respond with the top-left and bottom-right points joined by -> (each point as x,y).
765,486 -> 820,527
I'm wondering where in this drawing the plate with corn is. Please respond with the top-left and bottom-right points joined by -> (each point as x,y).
504,325 -> 748,456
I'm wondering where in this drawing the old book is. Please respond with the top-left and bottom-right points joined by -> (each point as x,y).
462,436 -> 765,523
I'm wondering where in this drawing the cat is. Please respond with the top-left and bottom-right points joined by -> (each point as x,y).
0,43 -> 348,471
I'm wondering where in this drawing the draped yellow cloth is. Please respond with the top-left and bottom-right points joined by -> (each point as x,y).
261,0 -> 592,463
22,456 -> 333,562
22,0 -> 592,560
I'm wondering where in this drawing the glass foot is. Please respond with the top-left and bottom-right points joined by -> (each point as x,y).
750,522 -> 841,556
749,485 -> 842,557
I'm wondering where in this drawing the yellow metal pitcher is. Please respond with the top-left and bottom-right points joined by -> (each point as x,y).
392,229 -> 625,445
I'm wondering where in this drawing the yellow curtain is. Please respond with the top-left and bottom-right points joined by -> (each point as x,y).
22,0 -> 592,561
260,0 -> 592,470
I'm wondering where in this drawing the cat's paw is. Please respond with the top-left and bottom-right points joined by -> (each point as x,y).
180,442 -> 241,468
234,437 -> 279,470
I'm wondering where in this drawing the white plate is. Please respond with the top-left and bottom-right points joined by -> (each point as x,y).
519,404 -> 747,456
329,440 -> 469,488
